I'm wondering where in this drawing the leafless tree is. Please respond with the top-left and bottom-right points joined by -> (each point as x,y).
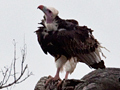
0,40 -> 32,89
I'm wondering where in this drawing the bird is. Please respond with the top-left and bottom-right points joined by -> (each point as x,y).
36,5 -> 106,86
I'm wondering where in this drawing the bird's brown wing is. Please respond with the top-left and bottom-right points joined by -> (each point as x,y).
54,26 -> 105,68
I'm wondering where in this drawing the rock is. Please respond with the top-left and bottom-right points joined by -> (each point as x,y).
34,68 -> 120,90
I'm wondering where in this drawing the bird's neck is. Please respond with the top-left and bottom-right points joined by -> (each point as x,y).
46,17 -> 53,23
45,18 -> 58,31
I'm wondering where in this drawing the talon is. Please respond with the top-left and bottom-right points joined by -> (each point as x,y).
57,80 -> 63,87
45,68 -> 61,88
45,76 -> 53,86
45,75 -> 61,88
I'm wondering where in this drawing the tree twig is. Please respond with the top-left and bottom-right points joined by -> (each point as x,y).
0,40 -> 32,89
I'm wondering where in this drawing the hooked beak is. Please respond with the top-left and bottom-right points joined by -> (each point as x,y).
37,5 -> 48,14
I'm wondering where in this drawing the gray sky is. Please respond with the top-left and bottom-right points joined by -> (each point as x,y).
0,0 -> 120,90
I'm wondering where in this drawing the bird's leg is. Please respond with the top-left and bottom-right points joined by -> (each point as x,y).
45,68 -> 61,86
65,71 -> 69,79
57,71 -> 70,87
45,55 -> 67,87
53,68 -> 61,80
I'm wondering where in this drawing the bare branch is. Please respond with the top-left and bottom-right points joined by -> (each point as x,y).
3,63 -> 13,85
13,39 -> 17,82
0,39 -> 32,89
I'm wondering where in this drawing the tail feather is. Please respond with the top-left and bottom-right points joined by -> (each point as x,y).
90,60 -> 106,69
78,47 -> 106,69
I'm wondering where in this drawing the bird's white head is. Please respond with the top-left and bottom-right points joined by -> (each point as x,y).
38,5 -> 59,23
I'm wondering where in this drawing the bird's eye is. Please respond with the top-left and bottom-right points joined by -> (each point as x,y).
48,10 -> 52,13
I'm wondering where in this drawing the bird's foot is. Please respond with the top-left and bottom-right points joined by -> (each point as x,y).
57,80 -> 63,87
45,75 -> 61,88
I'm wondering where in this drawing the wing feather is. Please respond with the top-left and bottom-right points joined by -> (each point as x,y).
54,26 -> 103,67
